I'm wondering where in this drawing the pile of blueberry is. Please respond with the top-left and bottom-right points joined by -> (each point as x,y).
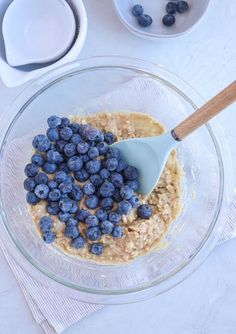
163,1 -> 189,27
131,4 -> 153,28
24,116 -> 153,256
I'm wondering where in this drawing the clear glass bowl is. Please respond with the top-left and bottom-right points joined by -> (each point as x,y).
0,56 -> 232,304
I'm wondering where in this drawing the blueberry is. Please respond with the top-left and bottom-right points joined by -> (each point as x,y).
69,200 -> 79,214
124,166 -> 138,180
88,147 -> 99,159
97,142 -> 109,155
55,140 -> 67,153
118,200 -> 132,215
177,1 -> 189,13
65,225 -> 79,238
67,217 -> 78,226
64,143 -> 77,157
70,122 -> 80,133
60,117 -> 70,127
100,168 -> 110,180
59,198 -> 73,212
132,4 -> 144,16
95,208 -> 108,221
47,128 -> 60,141
162,14 -> 175,26
104,132 -> 116,145
83,182 -> 95,195
43,231 -> 56,244
58,163 -> 70,174
90,174 -> 103,187
109,212 -> 121,224
24,178 -> 35,191
166,2 -> 177,14
100,181 -> 115,198
70,184 -> 83,201
54,171 -> 68,184
76,209 -> 90,222
43,163 -> 57,174
110,172 -> 123,188
70,134 -> 82,144
106,148 -> 120,159
39,216 -> 52,232
90,243 -> 104,255
126,180 -> 139,191
138,14 -> 153,27
32,134 -> 51,152
81,154 -> 90,163
35,172 -> 49,185
77,141 -> 90,154
67,156 -> 83,172
85,215 -> 99,227
79,124 -> 90,139
120,185 -> 133,200
113,189 -> 123,203
60,127 -> 73,141
137,204 -> 153,219
86,227 -> 101,241
74,168 -> 90,182
34,184 -> 49,199
48,189 -> 61,201
112,226 -> 123,239
116,159 -> 128,172
46,150 -> 63,164
47,202 -> 60,215
24,163 -> 39,177
58,211 -> 71,222
100,220 -> 114,234
47,115 -> 61,128
95,131 -> 105,143
48,180 -> 58,190
129,195 -> 140,208
100,198 -> 114,210
71,236 -> 86,249
31,154 -> 44,167
59,181 -> 73,194
26,192 -> 40,205
86,159 -> 101,174
105,158 -> 118,171
85,195 -> 99,209
84,127 -> 101,141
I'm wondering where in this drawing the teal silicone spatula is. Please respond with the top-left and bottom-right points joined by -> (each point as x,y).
112,81 -> 236,195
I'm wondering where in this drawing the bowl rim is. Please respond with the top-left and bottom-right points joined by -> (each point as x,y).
0,56 -> 233,304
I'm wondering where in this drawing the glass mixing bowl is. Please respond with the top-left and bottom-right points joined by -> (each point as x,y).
0,56 -> 232,304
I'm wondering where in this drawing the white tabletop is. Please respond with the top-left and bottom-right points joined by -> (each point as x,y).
1,1 -> 236,333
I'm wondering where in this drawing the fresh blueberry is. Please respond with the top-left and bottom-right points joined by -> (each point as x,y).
117,200 -> 132,215
106,148 -> 120,160
90,174 -> 103,187
79,124 -> 90,139
137,204 -> 153,219
95,131 -> 105,143
132,4 -> 144,16
83,182 -> 95,195
84,127 -> 101,141
86,227 -> 101,241
166,1 -> 177,14
100,197 -> 114,210
100,181 -> 115,198
85,215 -> 99,227
70,122 -> 80,133
109,212 -> 121,224
43,231 -> 56,244
104,132 -> 116,145
47,202 -> 60,215
58,163 -> 70,174
77,141 -> 90,154
47,128 -> 60,141
65,224 -> 79,238
116,159 -> 128,172
113,189 -> 123,203
97,142 -> 109,155
95,208 -> 108,221
59,198 -> 73,212
81,154 -> 90,163
26,192 -> 40,205
70,134 -> 82,144
34,184 -> 49,199
47,115 -> 61,128
64,143 -> 77,157
48,189 -> 61,201
60,127 -> 73,141
60,117 -> 70,127
110,172 -> 123,188
112,226 -> 123,239
55,140 -> 67,153
24,163 -> 39,177
24,178 -> 35,191
74,168 -> 90,182
32,134 -> 51,152
100,168 -> 110,180
90,243 -> 104,255
46,150 -> 63,164
100,220 -> 114,234
162,14 -> 175,26
67,156 -> 83,172
59,181 -> 73,194
67,217 -> 78,226
129,195 -> 140,208
54,171 -> 68,184
120,185 -> 133,200
39,216 -> 52,232
69,200 -> 79,214
48,180 -> 58,190
126,180 -> 139,191
85,195 -> 99,209
69,185 -> 83,202
88,147 -> 99,159
71,236 -> 86,249
31,154 -> 44,167
58,211 -> 71,222
105,158 -> 118,171
35,172 -> 49,185
177,0 -> 189,13
86,159 -> 101,174
76,209 -> 90,222
124,166 -> 138,180
138,14 -> 153,27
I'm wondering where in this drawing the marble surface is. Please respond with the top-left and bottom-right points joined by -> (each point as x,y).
0,0 -> 236,333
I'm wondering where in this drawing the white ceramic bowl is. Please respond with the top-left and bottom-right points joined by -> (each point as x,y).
113,0 -> 211,39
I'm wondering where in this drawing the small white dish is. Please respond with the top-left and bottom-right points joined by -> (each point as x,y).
113,0 -> 211,39
2,0 -> 76,66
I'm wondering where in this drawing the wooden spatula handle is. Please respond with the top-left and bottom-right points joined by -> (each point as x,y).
172,81 -> 236,141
